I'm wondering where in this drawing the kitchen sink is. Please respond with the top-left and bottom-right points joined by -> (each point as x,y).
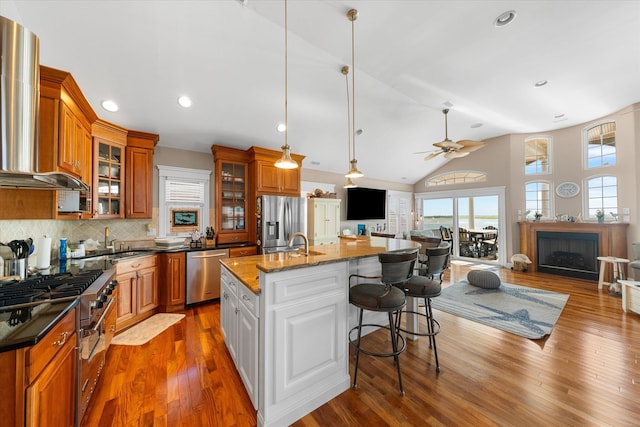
285,249 -> 325,258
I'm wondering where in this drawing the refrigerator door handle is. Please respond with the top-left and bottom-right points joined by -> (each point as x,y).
284,201 -> 291,241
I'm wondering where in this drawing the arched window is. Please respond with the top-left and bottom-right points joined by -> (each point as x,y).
426,171 -> 487,187
524,136 -> 551,175
525,181 -> 552,219
585,122 -> 616,168
586,175 -> 617,219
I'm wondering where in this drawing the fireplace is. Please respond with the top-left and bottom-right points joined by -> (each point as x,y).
537,231 -> 598,280
519,221 -> 628,281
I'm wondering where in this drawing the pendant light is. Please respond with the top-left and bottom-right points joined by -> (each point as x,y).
342,66 -> 357,188
275,0 -> 299,169
345,8 -> 363,179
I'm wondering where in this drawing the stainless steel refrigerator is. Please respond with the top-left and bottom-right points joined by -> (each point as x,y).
257,195 -> 307,254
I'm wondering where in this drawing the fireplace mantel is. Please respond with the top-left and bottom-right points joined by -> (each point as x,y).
519,221 -> 629,276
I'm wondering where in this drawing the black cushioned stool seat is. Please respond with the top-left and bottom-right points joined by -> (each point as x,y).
349,248 -> 418,396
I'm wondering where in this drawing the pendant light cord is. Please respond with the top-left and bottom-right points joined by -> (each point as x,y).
284,0 -> 289,149
345,69 -> 351,167
350,11 -> 356,161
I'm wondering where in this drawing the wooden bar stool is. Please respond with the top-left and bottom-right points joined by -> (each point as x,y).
597,256 -> 630,290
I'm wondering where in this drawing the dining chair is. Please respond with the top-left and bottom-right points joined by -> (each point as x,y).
481,226 -> 498,258
458,227 -> 475,257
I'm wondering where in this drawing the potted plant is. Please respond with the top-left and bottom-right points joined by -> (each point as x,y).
534,211 -> 542,222
596,210 -> 605,223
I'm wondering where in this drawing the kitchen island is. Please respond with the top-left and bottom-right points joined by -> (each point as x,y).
220,236 -> 420,427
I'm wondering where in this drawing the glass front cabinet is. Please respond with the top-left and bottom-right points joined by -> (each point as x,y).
94,138 -> 124,218
213,145 -> 250,245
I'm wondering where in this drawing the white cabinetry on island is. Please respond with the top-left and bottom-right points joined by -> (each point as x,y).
221,266 -> 259,408
220,237 -> 420,427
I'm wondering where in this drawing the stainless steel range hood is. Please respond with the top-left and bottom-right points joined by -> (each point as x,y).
0,16 -> 89,193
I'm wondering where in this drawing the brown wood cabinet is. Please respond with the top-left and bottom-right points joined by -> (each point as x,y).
249,146 -> 305,196
212,145 -> 251,245
39,66 -> 96,181
126,130 -> 159,219
92,119 -> 128,219
0,307 -> 78,427
0,66 -> 97,220
115,255 -> 159,332
159,252 -> 186,312
229,245 -> 258,258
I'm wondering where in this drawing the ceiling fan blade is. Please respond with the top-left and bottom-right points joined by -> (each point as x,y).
434,140 -> 464,150
424,151 -> 442,161
457,139 -> 487,148
444,150 -> 470,159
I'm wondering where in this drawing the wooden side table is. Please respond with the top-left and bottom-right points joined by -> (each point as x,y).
618,280 -> 640,314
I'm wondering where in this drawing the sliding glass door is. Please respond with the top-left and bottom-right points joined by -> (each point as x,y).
416,187 -> 505,265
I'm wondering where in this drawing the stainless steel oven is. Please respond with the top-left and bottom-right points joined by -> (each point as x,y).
77,270 -> 117,422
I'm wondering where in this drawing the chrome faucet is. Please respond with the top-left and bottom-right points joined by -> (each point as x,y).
287,232 -> 309,256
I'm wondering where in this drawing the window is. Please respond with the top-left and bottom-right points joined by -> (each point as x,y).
158,165 -> 211,237
586,175 -> 617,219
525,181 -> 551,219
585,122 -> 616,168
426,171 -> 486,187
524,136 -> 551,174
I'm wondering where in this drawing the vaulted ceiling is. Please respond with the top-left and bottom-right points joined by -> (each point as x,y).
4,1 -> 639,184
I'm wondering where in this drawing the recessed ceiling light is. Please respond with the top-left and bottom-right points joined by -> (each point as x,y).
276,123 -> 286,132
494,10 -> 517,27
101,100 -> 118,112
470,123 -> 483,129
177,96 -> 192,108
534,80 -> 549,87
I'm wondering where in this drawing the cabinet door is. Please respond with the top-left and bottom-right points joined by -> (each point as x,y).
256,161 -> 280,194
238,302 -> 259,409
94,139 -> 124,218
221,279 -> 238,362
59,103 -> 80,176
137,266 -> 159,315
217,160 -> 250,244
25,333 -> 76,427
325,201 -> 341,239
125,146 -> 153,218
164,253 -> 186,307
280,167 -> 301,195
116,271 -> 137,328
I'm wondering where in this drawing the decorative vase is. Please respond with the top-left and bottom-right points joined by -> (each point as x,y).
597,216 -> 604,223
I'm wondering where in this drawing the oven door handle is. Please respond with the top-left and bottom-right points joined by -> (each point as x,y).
88,297 -> 114,332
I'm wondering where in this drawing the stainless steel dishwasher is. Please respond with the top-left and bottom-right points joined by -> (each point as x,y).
186,248 -> 230,305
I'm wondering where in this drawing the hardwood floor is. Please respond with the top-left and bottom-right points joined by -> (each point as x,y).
82,262 -> 640,426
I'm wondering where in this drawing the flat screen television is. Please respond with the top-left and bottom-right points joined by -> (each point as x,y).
346,187 -> 386,220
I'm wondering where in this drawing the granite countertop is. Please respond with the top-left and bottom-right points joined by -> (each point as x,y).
220,236 -> 420,294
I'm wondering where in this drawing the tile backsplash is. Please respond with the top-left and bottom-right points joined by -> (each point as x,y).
0,217 -> 154,265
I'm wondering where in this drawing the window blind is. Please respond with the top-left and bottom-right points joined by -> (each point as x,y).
165,180 -> 205,204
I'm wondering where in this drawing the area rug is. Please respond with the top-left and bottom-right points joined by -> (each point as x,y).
431,280 -> 569,339
111,313 -> 185,346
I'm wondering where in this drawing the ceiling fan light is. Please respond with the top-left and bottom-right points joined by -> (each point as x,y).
345,159 -> 363,178
275,144 -> 298,169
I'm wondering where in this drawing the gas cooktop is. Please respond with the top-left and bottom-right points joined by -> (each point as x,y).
0,270 -> 103,308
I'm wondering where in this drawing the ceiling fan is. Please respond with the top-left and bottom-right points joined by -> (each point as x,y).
418,109 -> 487,160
